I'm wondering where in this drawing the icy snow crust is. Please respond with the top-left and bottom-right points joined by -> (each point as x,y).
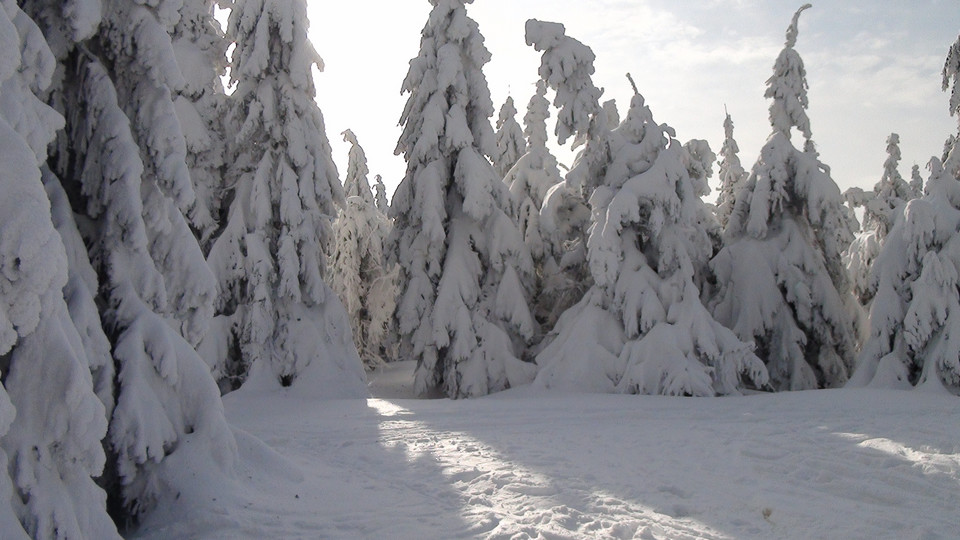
135,361 -> 960,540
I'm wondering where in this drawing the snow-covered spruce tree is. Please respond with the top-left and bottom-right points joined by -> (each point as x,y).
524,20 -> 609,330
330,130 -> 398,369
681,138 -> 723,266
493,95 -> 525,179
911,164 -> 925,196
944,32 -> 960,128
374,174 -> 390,214
98,0 -> 219,349
710,5 -> 858,391
0,4 -> 119,536
525,19 -> 609,201
206,0 -> 365,395
850,158 -> 960,391
849,33 -> 960,392
392,0 -> 537,398
28,0 -> 240,523
171,0 -> 230,248
533,81 -> 768,395
504,80 -> 581,332
715,111 -> 748,229
843,133 -> 916,306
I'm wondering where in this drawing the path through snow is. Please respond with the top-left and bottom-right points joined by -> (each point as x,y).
136,361 -> 960,539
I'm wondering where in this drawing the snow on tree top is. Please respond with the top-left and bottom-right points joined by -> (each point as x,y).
766,4 -> 813,141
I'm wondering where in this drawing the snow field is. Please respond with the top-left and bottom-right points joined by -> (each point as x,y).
136,361 -> 960,539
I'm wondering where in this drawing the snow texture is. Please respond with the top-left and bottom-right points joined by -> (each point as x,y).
135,363 -> 960,540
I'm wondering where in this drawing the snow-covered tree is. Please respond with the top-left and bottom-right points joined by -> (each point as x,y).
504,80 -> 580,331
95,0 -> 219,349
525,19 -> 609,199
524,20 -> 611,330
851,33 -> 960,392
944,33 -> 960,128
534,87 -> 768,396
850,158 -> 960,391
392,0 -> 537,398
374,174 -> 390,214
843,133 -> 916,305
0,4 -> 119,536
911,164 -> 925,196
171,0 -> 231,248
710,5 -> 858,391
330,130 -> 398,369
493,95 -> 525,178
24,0 -> 241,522
206,0 -> 366,396
715,111 -> 748,229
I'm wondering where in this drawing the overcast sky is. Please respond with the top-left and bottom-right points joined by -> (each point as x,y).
308,1 -> 959,201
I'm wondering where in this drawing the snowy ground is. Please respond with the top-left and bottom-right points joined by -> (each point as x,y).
136,361 -> 960,539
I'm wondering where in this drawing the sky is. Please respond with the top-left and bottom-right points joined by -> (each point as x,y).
307,1 -> 959,202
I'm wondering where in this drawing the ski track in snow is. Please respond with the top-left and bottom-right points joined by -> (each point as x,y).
136,362 -> 960,540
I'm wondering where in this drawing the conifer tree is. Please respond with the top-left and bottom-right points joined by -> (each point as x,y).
525,19 -> 609,200
171,0 -> 231,248
533,80 -> 767,395
26,0 -> 241,522
851,158 -> 960,391
494,96 -> 525,178
850,32 -> 960,391
374,174 -> 390,213
715,111 -> 747,229
206,0 -> 366,395
844,133 -> 915,306
0,3 -> 119,535
504,80 -> 579,331
910,164 -> 925,196
711,5 -> 858,391
392,0 -> 537,398
524,20 -> 608,329
330,130 -> 398,368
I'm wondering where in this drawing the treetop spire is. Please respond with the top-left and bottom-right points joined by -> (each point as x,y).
785,4 -> 812,48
